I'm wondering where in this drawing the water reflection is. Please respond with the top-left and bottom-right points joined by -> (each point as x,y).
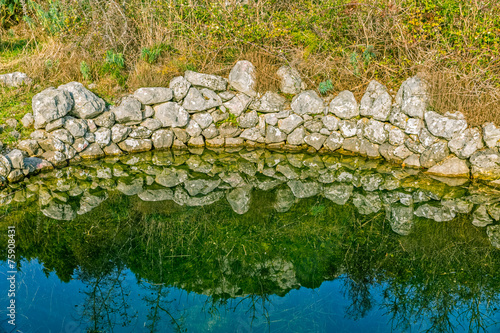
1,148 -> 500,332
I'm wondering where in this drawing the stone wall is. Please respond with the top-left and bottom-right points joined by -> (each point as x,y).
1,61 -> 500,185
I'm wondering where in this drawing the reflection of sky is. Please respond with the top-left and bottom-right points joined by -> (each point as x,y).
2,260 -> 500,333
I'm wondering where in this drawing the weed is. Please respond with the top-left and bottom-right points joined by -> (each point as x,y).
318,79 -> 333,95
79,61 -> 91,81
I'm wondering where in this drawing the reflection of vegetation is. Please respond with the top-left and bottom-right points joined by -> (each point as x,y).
1,177 -> 500,331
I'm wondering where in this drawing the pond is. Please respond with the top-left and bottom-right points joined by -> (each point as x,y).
1,148 -> 500,332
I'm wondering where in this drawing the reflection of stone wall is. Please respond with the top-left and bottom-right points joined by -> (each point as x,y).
1,149 -> 499,247
2,62 -> 500,186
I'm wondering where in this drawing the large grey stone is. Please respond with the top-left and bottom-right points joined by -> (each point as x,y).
45,118 -> 65,132
329,91 -> 358,119
184,70 -> 227,91
141,118 -> 162,131
469,149 -> 500,179
0,72 -> 32,87
32,87 -> 73,129
253,91 -> 286,113
276,66 -> 303,95
93,111 -> 115,128
64,117 -> 87,137
404,118 -> 423,135
322,115 -> 340,131
424,111 -> 467,140
151,129 -> 174,149
287,127 -> 306,145
448,127 -> 483,159
278,114 -> 303,134
425,156 -> 469,177
240,128 -> 263,141
223,93 -> 252,116
58,81 -> 105,119
482,122 -> 500,148
414,203 -> 456,222
183,87 -> 222,112
154,102 -> 189,127
186,120 -> 202,137
266,126 -> 287,143
111,124 -> 131,143
50,129 -> 74,145
17,139 -> 39,156
238,111 -> 259,128
113,97 -> 142,124
228,60 -> 256,96
118,139 -> 152,153
420,140 -> 450,168
192,112 -> 213,129
133,87 -> 173,105
388,126 -> 405,146
304,133 -> 326,150
324,131 -> 344,151
395,76 -> 429,118
169,76 -> 191,101
7,149 -> 24,169
287,180 -> 320,198
323,183 -> 353,205
95,128 -> 112,147
363,119 -> 388,144
472,205 -> 493,227
21,113 -> 34,129
79,143 -> 105,160
292,90 -> 324,115
38,137 -> 65,152
359,80 -> 392,121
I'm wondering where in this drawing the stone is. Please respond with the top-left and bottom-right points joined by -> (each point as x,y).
192,112 -> 213,129
0,155 -> 10,178
41,151 -> 67,167
276,66 -> 303,94
223,93 -> 252,116
239,111 -> 259,128
339,119 -> 357,138
304,133 -> 326,150
84,131 -> 95,143
420,140 -> 450,168
363,119 -> 388,144
405,137 -> 425,154
388,127 -> 405,146
424,111 -> 467,140
202,124 -> 219,139
17,139 -> 39,156
5,118 -> 18,129
228,60 -> 257,96
117,178 -> 144,196
404,154 -> 421,168
72,137 -> 89,152
448,127 -> 483,159
240,128 -> 263,141
133,87 -> 173,105
186,120 -> 202,137
45,118 -> 65,132
353,192 -> 382,215
414,203 -> 456,222
472,205 -> 493,227
143,105 -> 154,118
287,180 -> 320,198
58,81 -> 106,119
359,80 -> 392,121
253,91 -> 286,113
7,149 -> 24,169
93,111 -> 115,128
87,119 -> 97,132
405,118 -> 423,135
79,143 -> 105,159
184,70 -> 227,91
111,124 -> 131,143
95,128 -> 112,147
387,204 -> 414,235
329,91 -> 358,119
118,139 -> 153,153
264,113 -> 279,126
42,201 -> 76,221
323,183 -> 353,205
113,97 -> 143,124
419,127 -> 438,147
64,118 -> 87,137
287,127 -> 306,145
51,129 -> 74,145
129,126 -> 152,139
304,119 -> 323,133
21,113 -> 34,129
141,118 -> 163,131
32,87 -> 73,129
23,157 -> 52,173
487,225 -> 500,249
482,122 -> 500,148
218,123 -> 241,138
426,156 -> 469,177
226,137 -> 244,146
218,91 -> 235,101
266,126 -> 287,143
395,76 -> 429,118
359,139 -> 380,158
274,187 -> 296,212
277,114 -> 303,134
169,76 -> 191,101
151,129 -> 174,149
188,135 -> 205,147
322,115 -> 340,131
30,130 -> 48,141
38,137 -> 65,152
227,185 -> 252,214
469,149 -> 500,179
103,142 -> 123,156
324,132 -> 344,151
292,90 -> 324,115
183,87 -> 222,112
342,137 -> 361,154
0,72 -> 32,87
138,188 -> 173,202
154,102 -> 189,127
173,128 -> 189,143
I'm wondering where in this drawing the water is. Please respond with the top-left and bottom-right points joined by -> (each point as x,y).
1,148 -> 500,332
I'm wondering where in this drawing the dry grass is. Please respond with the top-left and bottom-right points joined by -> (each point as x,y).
1,0 -> 500,126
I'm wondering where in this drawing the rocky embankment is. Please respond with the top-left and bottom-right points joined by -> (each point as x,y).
1,61 -> 500,185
